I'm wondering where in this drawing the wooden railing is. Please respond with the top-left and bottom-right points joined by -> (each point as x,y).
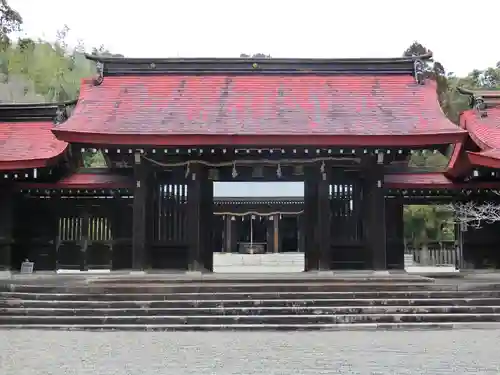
405,243 -> 460,267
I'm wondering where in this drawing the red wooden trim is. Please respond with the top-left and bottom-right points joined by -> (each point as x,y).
53,130 -> 467,147
16,181 -> 133,189
0,153 -> 65,171
445,142 -> 472,179
467,151 -> 500,169
385,181 -> 500,189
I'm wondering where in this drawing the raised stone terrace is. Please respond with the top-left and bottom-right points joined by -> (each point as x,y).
2,271 -> 500,331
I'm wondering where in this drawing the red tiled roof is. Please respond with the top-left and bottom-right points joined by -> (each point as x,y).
384,172 -> 500,189
385,173 -> 455,188
458,89 -> 500,169
462,107 -> 500,150
0,120 -> 67,170
53,57 -> 465,146
16,170 -> 134,189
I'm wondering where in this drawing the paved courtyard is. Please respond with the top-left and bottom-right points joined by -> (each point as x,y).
0,330 -> 499,374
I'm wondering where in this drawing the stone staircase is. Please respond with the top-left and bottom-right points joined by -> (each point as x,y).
1,275 -> 500,331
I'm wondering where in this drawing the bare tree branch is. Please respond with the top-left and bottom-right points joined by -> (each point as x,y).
444,202 -> 500,228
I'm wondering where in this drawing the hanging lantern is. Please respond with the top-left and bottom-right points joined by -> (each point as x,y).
276,163 -> 282,178
252,165 -> 264,178
377,151 -> 384,164
232,163 -> 238,178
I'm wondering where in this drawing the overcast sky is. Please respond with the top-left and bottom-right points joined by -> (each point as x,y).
10,0 -> 500,77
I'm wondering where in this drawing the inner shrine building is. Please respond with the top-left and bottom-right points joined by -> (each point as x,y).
1,53 -> 500,272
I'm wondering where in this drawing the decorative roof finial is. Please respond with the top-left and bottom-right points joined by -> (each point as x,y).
54,105 -> 68,124
93,61 -> 104,86
414,59 -> 425,85
474,97 -> 488,118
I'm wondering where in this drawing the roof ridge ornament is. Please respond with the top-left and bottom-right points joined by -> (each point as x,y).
53,105 -> 68,124
474,96 -> 488,118
414,59 -> 425,85
93,61 -> 104,86
457,87 -> 489,118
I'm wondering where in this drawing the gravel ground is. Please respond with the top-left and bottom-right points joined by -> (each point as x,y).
0,330 -> 499,375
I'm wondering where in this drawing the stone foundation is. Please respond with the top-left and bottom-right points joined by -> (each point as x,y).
1,273 -> 500,331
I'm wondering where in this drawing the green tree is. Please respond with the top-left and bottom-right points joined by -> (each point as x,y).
404,205 -> 455,248
0,0 -> 22,47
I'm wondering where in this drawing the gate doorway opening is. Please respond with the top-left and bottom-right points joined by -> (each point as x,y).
213,181 -> 305,273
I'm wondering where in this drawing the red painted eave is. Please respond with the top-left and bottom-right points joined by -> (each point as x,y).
385,172 -> 500,189
468,150 -> 500,170
52,130 -> 466,147
0,121 -> 68,171
0,154 -> 66,171
16,171 -> 134,189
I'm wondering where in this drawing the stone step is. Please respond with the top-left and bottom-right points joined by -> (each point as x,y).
85,274 -> 433,284
3,290 -> 500,301
2,322 -> 500,331
3,305 -> 500,316
4,297 -> 500,309
2,313 -> 500,325
2,283 -> 486,294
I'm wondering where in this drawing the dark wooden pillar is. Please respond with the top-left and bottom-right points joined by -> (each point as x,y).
0,187 -> 13,270
266,216 -> 275,253
304,165 -> 331,271
187,164 -> 207,271
231,218 -> 238,253
224,215 -> 231,253
317,170 -> 331,270
145,171 -> 157,269
364,156 -> 387,270
385,196 -> 404,269
110,196 -> 133,270
298,214 -> 305,253
304,167 -> 318,270
80,207 -> 90,271
224,216 -> 238,253
201,176 -> 214,271
132,153 -> 148,271
273,214 -> 280,253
